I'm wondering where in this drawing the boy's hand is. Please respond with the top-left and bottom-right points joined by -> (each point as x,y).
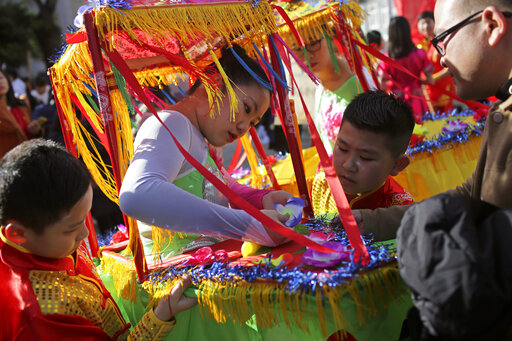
154,275 -> 197,322
352,210 -> 364,234
261,190 -> 293,210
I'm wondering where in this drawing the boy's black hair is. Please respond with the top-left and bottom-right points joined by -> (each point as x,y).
417,11 -> 434,22
366,30 -> 382,47
0,139 -> 92,234
387,16 -> 416,59
341,90 -> 415,157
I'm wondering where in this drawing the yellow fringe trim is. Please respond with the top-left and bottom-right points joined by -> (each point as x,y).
95,2 -> 276,51
141,263 -> 406,337
240,134 -> 265,189
278,2 -> 366,47
150,226 -> 188,262
98,252 -> 138,302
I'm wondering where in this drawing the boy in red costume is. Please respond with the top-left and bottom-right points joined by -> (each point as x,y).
0,139 -> 196,340
312,90 -> 414,214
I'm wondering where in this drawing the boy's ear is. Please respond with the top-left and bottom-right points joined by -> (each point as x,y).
4,222 -> 28,244
390,155 -> 410,176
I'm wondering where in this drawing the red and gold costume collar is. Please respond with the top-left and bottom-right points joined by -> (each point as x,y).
0,226 -> 77,273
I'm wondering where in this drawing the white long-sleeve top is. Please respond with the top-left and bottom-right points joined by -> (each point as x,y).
119,111 -> 278,246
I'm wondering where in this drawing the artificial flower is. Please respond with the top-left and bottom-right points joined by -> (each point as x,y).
442,118 -> 468,133
111,224 -> 129,244
274,197 -> 305,227
301,242 -> 350,267
183,247 -> 229,266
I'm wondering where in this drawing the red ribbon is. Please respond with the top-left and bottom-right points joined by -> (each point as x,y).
352,38 -> 490,112
103,46 -> 341,254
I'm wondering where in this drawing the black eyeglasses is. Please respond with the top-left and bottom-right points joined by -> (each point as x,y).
293,39 -> 323,54
431,10 -> 512,56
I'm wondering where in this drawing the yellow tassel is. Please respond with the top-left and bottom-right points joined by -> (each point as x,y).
240,134 -> 264,189
278,2 -> 366,47
208,47 -> 238,121
325,286 -> 347,337
316,289 -> 328,336
98,253 -> 138,302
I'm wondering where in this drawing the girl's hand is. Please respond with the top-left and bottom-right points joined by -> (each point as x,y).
261,190 -> 294,210
154,275 -> 197,322
260,209 -> 290,245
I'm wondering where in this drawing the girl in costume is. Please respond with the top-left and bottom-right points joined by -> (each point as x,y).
379,16 -> 434,122
294,37 -> 371,155
0,69 -> 42,158
119,45 -> 293,261
415,11 -> 454,113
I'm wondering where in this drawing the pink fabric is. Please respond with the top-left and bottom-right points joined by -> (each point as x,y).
379,48 -> 433,120
392,0 -> 436,41
208,145 -> 272,210
228,179 -> 272,210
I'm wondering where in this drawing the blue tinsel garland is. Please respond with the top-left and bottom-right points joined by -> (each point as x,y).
407,109 -> 486,156
147,217 -> 395,294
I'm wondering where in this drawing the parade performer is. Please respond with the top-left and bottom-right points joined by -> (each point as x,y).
312,90 -> 414,214
379,16 -> 433,122
277,0 -> 372,155
415,11 -> 454,113
119,45 -> 294,261
0,140 -> 197,340
295,38 -> 369,155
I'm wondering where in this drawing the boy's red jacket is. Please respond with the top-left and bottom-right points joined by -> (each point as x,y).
0,227 -> 175,340
346,176 -> 414,209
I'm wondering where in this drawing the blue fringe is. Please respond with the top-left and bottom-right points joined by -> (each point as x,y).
229,47 -> 272,91
252,43 -> 291,91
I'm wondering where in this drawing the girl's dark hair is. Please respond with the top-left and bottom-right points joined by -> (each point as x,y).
188,44 -> 271,95
0,69 -> 26,108
366,30 -> 382,47
0,139 -> 92,234
387,16 -> 416,59
417,11 -> 434,22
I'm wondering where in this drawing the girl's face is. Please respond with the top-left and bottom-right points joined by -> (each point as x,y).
199,82 -> 271,147
0,72 -> 10,97
294,39 -> 333,75
417,17 -> 435,38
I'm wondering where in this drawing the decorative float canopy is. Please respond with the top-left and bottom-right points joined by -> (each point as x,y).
50,0 -> 280,206
273,0 -> 365,46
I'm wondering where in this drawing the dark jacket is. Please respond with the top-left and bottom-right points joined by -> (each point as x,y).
397,193 -> 512,340
360,95 -> 512,242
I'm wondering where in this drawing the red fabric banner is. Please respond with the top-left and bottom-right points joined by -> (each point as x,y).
393,0 -> 436,41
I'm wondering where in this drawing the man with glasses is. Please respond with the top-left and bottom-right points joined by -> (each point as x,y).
354,0 -> 512,242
